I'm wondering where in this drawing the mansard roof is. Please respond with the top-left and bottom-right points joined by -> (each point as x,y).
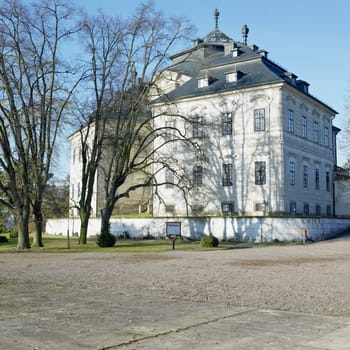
167,43 -> 282,96
159,15 -> 337,115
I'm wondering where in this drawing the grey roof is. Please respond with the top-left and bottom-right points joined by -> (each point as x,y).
202,28 -> 233,44
163,43 -> 280,97
167,57 -> 282,99
158,30 -> 337,115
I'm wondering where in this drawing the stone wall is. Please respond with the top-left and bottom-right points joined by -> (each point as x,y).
45,217 -> 350,242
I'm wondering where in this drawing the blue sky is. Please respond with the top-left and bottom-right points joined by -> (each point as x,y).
76,0 -> 349,114
57,0 -> 350,175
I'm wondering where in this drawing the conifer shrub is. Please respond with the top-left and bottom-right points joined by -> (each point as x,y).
200,234 -> 219,248
96,224 -> 116,247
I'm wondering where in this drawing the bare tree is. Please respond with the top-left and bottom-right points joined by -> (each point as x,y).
0,0 -> 80,249
96,3 -> 195,242
71,1 -> 195,244
339,88 -> 350,164
42,176 -> 69,218
72,11 -> 125,244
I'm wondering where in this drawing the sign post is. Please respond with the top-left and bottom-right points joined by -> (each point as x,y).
166,222 -> 181,250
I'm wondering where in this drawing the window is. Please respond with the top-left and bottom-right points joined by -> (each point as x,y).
255,161 -> 266,185
222,163 -> 233,186
254,108 -> 265,131
313,121 -> 319,142
73,148 -> 76,164
165,205 -> 175,213
327,205 -> 332,216
324,127 -> 329,146
290,201 -> 296,215
77,183 -> 81,198
289,161 -> 295,185
193,166 -> 203,186
303,165 -> 308,188
315,204 -> 321,216
326,171 -> 330,192
303,203 -> 309,215
302,116 -> 307,138
315,168 -> 320,190
288,109 -> 294,133
192,205 -> 203,214
222,202 -> 234,215
193,116 -> 203,138
71,184 -> 74,199
255,202 -> 266,211
165,169 -> 174,188
222,113 -> 232,135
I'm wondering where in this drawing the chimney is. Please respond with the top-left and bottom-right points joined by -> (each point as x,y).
285,72 -> 297,85
296,80 -> 310,94
242,24 -> 249,45
257,50 -> 268,58
193,38 -> 203,47
214,9 -> 220,29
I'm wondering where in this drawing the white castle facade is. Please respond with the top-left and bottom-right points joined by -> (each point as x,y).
69,12 -> 341,220
151,16 -> 338,218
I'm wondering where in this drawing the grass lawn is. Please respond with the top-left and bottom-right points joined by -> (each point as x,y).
0,235 -> 222,253
0,234 -> 301,253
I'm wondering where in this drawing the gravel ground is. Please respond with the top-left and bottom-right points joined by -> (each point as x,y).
1,237 -> 349,317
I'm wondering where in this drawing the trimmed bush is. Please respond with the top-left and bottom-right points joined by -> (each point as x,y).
200,234 -> 219,248
96,224 -> 116,247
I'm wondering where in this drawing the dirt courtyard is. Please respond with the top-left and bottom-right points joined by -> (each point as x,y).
1,236 -> 350,349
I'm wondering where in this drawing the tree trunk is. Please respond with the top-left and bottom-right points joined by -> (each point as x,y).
16,205 -> 31,250
100,206 -> 113,235
79,209 -> 90,244
32,203 -> 44,247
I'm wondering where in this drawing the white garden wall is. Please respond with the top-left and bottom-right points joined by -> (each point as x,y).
45,217 -> 350,242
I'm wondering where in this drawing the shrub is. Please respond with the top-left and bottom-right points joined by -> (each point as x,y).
200,234 -> 219,248
0,235 -> 9,243
96,224 -> 116,247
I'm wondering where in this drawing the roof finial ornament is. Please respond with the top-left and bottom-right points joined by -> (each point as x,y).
214,8 -> 219,29
242,24 -> 249,45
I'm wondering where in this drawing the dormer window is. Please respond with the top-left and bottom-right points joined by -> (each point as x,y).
198,75 -> 214,88
232,48 -> 240,57
249,44 -> 259,51
198,77 -> 209,88
226,70 -> 241,83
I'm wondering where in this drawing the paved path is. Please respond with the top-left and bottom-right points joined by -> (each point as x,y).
1,233 -> 350,349
1,288 -> 350,350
